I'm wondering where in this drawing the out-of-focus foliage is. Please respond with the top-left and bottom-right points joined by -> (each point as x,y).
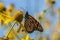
7,4 -> 17,17
0,11 -> 12,24
21,34 -> 31,40
0,11 -> 23,24
17,23 -> 26,33
0,0 -> 60,40
17,23 -> 31,40
52,32 -> 59,40
4,27 -> 15,40
43,38 -> 46,40
0,2 -> 4,9
36,12 -> 45,23
57,8 -> 60,15
7,4 -> 14,12
0,3 -> 11,25
43,20 -> 51,30
57,20 -> 60,32
36,11 -> 50,30
13,11 -> 23,23
45,0 -> 56,8
7,30 -> 15,40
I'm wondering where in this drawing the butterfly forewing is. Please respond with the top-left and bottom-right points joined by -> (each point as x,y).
29,15 -> 43,32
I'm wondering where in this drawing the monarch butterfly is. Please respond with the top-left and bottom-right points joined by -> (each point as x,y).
24,12 -> 43,33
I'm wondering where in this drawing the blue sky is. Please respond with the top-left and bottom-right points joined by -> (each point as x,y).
0,0 -> 60,39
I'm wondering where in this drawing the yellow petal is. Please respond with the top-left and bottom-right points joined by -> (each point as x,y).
26,34 -> 29,40
4,18 -> 12,24
0,2 -> 4,9
7,4 -> 14,11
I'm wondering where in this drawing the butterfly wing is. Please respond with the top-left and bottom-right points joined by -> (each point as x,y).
37,22 -> 43,32
24,12 -> 43,33
28,15 -> 43,32
24,18 -> 34,33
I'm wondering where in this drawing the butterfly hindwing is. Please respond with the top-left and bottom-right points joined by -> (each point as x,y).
24,17 -> 34,33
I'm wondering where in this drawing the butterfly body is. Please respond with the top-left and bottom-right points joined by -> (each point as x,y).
24,12 -> 43,33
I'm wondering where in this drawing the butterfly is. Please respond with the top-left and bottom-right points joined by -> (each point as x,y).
24,12 -> 43,33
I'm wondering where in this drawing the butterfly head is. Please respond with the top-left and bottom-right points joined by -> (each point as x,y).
25,12 -> 29,18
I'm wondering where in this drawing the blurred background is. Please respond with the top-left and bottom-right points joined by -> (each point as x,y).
0,0 -> 60,40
